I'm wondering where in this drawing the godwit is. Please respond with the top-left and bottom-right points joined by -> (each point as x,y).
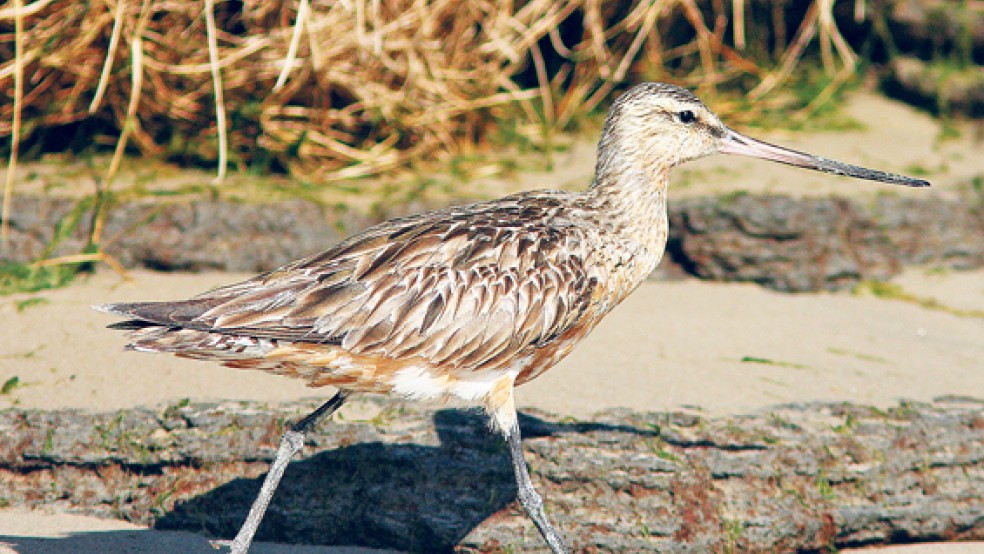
96,82 -> 928,553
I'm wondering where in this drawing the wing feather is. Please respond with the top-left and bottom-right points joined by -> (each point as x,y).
106,193 -> 600,372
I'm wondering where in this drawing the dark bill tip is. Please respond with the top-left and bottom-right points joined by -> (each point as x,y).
719,129 -> 931,188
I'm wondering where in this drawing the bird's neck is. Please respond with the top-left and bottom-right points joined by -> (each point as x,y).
584,146 -> 672,239
586,170 -> 668,219
579,155 -> 672,298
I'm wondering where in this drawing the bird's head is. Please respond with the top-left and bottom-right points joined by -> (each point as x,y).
596,82 -> 930,188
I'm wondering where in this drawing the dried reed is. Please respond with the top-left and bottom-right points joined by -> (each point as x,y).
1,0 -> 867,206
1,0 -> 22,246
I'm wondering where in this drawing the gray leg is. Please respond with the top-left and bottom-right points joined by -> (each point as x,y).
504,419 -> 568,553
222,390 -> 350,554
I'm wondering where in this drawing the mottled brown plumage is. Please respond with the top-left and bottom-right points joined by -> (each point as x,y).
106,191 -> 623,409
96,82 -> 928,554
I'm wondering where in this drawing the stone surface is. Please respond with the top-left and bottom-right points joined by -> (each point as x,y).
886,0 -> 984,63
666,194 -> 984,291
883,57 -> 984,118
1,398 -> 982,552
880,0 -> 984,116
3,193 -> 983,292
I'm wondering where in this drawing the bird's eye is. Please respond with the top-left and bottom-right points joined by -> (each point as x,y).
678,110 -> 697,124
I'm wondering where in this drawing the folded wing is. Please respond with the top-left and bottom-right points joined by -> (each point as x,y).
100,195 -> 600,372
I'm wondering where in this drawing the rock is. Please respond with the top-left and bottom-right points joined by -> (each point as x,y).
883,56 -> 984,117
886,0 -> 984,63
0,196 -> 350,273
4,193 -> 983,293
666,194 -> 984,292
1,398 -> 982,552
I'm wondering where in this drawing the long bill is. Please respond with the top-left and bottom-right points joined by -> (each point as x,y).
718,128 -> 930,188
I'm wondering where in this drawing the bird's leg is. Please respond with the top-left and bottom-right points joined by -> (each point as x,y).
504,418 -> 568,554
223,389 -> 350,554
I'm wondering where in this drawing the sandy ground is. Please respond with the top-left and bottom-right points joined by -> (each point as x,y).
2,509 -> 979,554
2,268 -> 983,418
0,509 -> 401,554
2,91 -> 983,553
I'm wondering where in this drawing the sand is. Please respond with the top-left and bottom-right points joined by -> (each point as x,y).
1,509 -> 980,554
0,509 -> 401,553
2,268 -> 982,419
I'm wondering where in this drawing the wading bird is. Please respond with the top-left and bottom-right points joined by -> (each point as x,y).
97,82 -> 928,553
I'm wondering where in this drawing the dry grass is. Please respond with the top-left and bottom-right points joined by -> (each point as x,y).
0,0 -> 868,249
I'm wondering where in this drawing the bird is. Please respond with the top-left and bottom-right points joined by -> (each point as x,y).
95,82 -> 929,553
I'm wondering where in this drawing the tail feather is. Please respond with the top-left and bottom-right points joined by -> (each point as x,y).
91,302 -> 132,316
107,319 -> 159,331
92,299 -> 225,328
93,300 -> 282,365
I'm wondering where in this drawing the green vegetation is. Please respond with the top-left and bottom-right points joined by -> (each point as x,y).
0,263 -> 79,295
740,356 -> 810,370
0,346 -> 42,360
161,398 -> 192,421
853,280 -> 984,319
815,471 -> 836,500
734,68 -> 867,133
1,376 -> 21,395
768,412 -> 798,431
718,189 -> 751,206
648,438 -> 683,464
0,196 -> 94,295
970,175 -> 984,201
722,518 -> 745,553
831,414 -> 858,435
902,163 -> 933,177
14,297 -> 48,311
826,348 -> 888,364
93,412 -> 157,463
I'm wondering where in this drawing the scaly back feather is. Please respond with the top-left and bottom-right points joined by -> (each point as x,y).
101,191 -> 601,372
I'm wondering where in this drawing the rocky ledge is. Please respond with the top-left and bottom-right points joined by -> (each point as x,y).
2,397 -> 982,552
4,192 -> 983,292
